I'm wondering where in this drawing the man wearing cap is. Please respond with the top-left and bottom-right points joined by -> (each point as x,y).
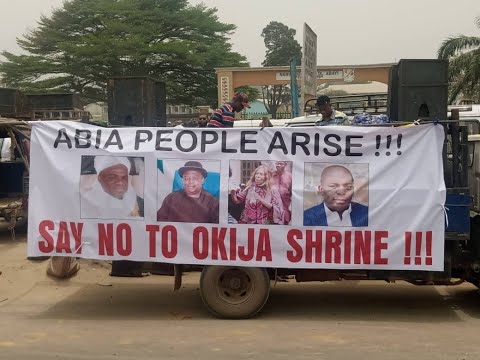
157,161 -> 219,223
81,156 -> 141,219
315,95 -> 350,126
207,92 -> 251,128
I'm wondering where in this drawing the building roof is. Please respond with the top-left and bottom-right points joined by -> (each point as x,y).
319,81 -> 388,94
215,63 -> 396,72
244,99 -> 268,114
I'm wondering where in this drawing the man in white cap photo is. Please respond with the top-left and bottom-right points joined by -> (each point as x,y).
81,156 -> 141,219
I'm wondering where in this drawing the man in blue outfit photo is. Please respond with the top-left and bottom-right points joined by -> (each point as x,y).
304,165 -> 368,227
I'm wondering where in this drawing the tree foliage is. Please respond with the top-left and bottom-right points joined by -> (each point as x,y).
234,86 -> 261,101
261,21 -> 302,67
261,85 -> 291,118
260,21 -> 302,118
0,0 -> 248,105
438,17 -> 480,103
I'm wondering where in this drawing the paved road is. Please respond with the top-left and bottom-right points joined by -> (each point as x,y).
1,231 -> 480,360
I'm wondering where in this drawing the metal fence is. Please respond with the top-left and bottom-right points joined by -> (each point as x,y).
328,93 -> 388,115
240,111 -> 292,120
240,93 -> 389,120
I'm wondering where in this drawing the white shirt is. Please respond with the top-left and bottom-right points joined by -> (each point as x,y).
324,203 -> 352,227
0,138 -> 12,162
81,179 -> 139,219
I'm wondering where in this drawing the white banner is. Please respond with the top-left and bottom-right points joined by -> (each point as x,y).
28,122 -> 446,270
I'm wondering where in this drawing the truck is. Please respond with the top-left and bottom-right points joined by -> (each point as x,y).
17,81 -> 480,320
23,114 -> 478,319
197,117 -> 478,318
0,118 -> 30,233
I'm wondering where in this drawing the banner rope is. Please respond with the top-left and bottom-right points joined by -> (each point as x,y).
443,205 -> 449,229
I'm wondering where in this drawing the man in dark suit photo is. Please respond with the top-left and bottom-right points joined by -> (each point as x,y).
303,165 -> 368,227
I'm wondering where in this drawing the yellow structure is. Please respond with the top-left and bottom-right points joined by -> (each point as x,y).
215,63 -> 394,105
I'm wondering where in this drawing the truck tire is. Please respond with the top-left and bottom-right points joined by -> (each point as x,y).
200,266 -> 270,319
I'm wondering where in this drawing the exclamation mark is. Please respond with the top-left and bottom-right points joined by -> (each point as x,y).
375,135 -> 381,156
397,134 -> 403,155
386,135 -> 392,156
415,232 -> 422,265
404,232 -> 412,265
425,231 -> 432,265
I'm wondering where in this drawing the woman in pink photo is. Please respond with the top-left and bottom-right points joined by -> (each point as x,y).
230,164 -> 284,225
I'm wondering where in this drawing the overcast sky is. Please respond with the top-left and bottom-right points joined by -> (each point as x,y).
1,0 -> 478,66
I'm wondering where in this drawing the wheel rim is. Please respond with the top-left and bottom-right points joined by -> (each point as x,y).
216,268 -> 254,305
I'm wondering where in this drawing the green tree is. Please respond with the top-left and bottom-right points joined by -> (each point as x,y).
438,16 -> 480,103
261,21 -> 302,67
260,21 -> 302,118
0,0 -> 247,105
234,86 -> 261,102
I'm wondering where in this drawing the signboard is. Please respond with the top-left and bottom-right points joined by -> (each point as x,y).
28,122 -> 446,271
301,23 -> 317,112
276,71 -> 300,81
318,70 -> 343,80
343,68 -> 355,82
276,69 -> 351,81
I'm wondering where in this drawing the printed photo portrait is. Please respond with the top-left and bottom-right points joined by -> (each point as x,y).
80,155 -> 145,220
157,159 -> 220,224
303,163 -> 369,227
229,160 -> 292,225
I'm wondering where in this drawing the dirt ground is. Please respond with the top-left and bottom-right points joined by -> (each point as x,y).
1,227 -> 480,360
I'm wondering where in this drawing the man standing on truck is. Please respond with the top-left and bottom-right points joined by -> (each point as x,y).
207,92 -> 251,128
197,114 -> 209,128
315,95 -> 350,126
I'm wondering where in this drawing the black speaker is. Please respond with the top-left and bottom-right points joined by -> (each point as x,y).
27,93 -> 84,110
0,88 -> 31,118
387,65 -> 398,121
388,59 -> 448,122
155,81 -> 167,127
107,77 -> 166,127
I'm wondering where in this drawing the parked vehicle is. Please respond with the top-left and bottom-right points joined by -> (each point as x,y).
196,118 -> 479,319
0,118 -> 30,231
33,117 -> 480,319
26,89 -> 480,319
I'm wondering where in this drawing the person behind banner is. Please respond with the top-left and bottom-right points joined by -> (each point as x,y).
230,164 -> 284,225
157,161 -> 219,223
315,95 -> 350,126
81,156 -> 141,219
197,114 -> 209,128
260,116 -> 273,128
304,165 -> 368,227
207,92 -> 251,128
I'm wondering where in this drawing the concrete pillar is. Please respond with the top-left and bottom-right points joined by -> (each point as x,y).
216,71 -> 233,107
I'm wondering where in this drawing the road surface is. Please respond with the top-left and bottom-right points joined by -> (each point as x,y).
1,229 -> 480,360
